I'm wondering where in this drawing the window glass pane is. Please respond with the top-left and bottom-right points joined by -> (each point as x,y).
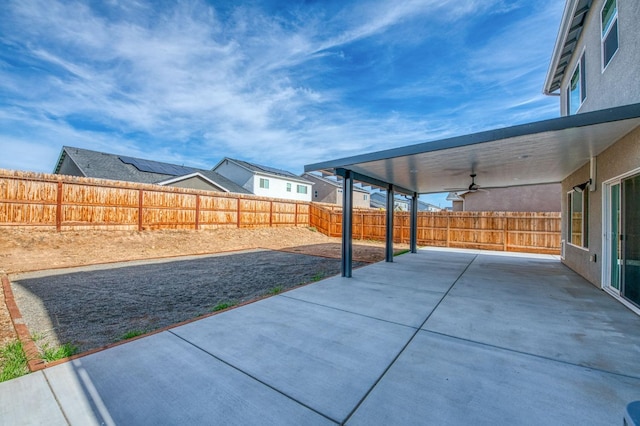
260,178 -> 269,189
567,193 -> 573,240
286,183 -> 291,192
569,66 -> 581,115
580,55 -> 586,102
623,174 -> 640,306
583,190 -> 589,247
602,0 -> 617,36
603,19 -> 618,67
571,191 -> 583,246
297,185 -> 307,194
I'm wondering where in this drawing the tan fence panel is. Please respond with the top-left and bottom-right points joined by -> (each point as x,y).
0,176 -> 58,227
0,170 -> 560,254
198,195 -> 238,229
272,201 -> 296,226
0,203 -> 57,227
61,184 -> 139,229
239,199 -> 271,227
1,177 -> 58,203
506,212 -> 562,254
142,191 -> 197,230
295,203 -> 310,226
310,204 -> 561,254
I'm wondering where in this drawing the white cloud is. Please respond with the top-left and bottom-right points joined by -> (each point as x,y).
0,0 -> 563,175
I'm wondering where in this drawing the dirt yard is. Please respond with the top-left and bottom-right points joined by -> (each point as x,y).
0,227 -> 407,349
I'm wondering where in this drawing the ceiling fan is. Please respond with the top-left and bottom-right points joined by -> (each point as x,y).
445,174 -> 489,194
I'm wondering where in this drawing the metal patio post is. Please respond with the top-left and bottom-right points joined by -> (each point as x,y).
411,192 -> 418,253
341,170 -> 353,277
386,184 -> 394,262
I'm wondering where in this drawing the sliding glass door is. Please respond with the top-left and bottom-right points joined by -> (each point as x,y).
609,183 -> 621,291
622,174 -> 640,307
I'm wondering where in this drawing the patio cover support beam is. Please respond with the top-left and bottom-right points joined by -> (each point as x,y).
410,192 -> 418,253
340,169 -> 353,277
334,169 -> 413,196
386,185 -> 394,263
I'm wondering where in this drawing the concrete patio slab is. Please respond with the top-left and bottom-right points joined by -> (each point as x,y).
1,248 -> 638,425
424,254 -> 640,377
171,295 -> 416,423
347,331 -> 640,425
0,371 -> 68,426
282,275 -> 445,327
43,331 -> 334,426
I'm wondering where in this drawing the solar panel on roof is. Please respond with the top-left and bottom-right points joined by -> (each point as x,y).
252,163 -> 297,178
119,156 -> 196,176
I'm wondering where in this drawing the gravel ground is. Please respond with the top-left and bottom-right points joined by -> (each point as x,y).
11,250 -> 366,354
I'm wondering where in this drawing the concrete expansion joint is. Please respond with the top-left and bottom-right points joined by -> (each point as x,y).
167,330 -> 339,424
279,294 -> 419,330
422,328 -> 640,382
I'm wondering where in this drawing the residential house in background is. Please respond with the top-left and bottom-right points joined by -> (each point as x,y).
302,172 -> 370,208
54,146 -> 250,194
213,158 -> 313,202
447,184 -> 561,212
417,200 -> 443,212
370,191 -> 442,212
369,191 -> 409,211
543,0 -> 640,310
446,192 -> 464,211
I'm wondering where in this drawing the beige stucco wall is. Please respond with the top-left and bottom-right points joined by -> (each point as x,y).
461,184 -> 561,212
559,0 -> 640,115
562,125 -> 640,287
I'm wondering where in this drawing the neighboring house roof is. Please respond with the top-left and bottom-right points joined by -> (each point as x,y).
54,146 -> 251,194
370,191 -> 410,209
417,200 -> 442,212
302,172 -> 369,193
446,192 -> 464,201
543,0 -> 592,94
214,157 -> 312,185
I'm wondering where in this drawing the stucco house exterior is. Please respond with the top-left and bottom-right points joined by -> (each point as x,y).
213,158 -> 313,202
448,184 -> 561,212
302,172 -> 370,208
544,0 -> 640,311
54,146 -> 250,194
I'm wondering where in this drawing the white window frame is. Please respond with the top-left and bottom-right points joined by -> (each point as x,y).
259,178 -> 269,189
286,182 -> 292,192
567,189 -> 589,249
601,0 -> 619,71
566,51 -> 586,115
296,184 -> 308,194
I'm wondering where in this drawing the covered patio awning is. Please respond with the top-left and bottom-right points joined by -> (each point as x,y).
305,103 -> 640,195
304,102 -> 640,276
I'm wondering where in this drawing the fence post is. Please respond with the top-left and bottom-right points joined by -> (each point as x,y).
195,195 -> 200,230
237,198 -> 241,228
270,201 -> 273,227
138,189 -> 144,232
446,213 -> 450,247
503,215 -> 508,251
56,181 -> 63,232
294,203 -> 298,226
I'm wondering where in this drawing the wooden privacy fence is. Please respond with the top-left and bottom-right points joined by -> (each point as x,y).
310,204 -> 561,255
0,169 -> 560,255
0,170 -> 309,231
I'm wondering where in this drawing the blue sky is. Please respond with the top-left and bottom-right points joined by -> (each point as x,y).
0,0 -> 564,207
